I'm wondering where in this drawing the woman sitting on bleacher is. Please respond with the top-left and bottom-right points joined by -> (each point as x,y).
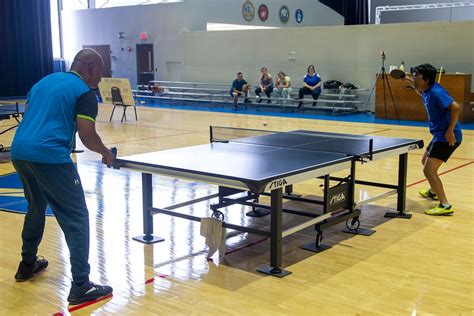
298,65 -> 322,108
272,71 -> 292,103
254,67 -> 273,104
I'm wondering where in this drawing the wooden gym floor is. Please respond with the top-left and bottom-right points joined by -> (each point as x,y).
0,104 -> 472,315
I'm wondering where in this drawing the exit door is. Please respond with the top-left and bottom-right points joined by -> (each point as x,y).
136,44 -> 154,85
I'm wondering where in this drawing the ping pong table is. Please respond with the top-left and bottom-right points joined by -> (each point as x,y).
0,102 -> 26,135
113,126 -> 424,277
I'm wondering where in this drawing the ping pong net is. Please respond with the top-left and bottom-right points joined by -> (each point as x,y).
210,126 -> 374,161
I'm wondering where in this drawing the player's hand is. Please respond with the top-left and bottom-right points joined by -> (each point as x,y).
102,148 -> 116,167
445,130 -> 456,146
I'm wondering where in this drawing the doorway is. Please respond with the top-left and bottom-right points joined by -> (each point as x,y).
136,43 -> 154,85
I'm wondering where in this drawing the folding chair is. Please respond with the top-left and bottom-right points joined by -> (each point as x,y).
109,87 -> 138,122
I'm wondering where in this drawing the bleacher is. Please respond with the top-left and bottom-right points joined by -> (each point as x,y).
133,80 -> 364,114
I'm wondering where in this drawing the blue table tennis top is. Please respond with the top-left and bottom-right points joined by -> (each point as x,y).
114,130 -> 423,193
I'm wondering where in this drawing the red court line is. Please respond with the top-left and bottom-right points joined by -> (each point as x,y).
54,294 -> 113,315
145,277 -> 155,284
407,160 -> 474,187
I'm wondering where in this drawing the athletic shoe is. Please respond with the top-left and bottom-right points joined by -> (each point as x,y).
425,204 -> 454,216
267,99 -> 271,104
418,188 -> 438,201
15,256 -> 49,282
244,98 -> 251,104
67,281 -> 113,305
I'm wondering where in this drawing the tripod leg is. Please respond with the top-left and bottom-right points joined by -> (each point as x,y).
384,75 -> 401,124
363,67 -> 384,113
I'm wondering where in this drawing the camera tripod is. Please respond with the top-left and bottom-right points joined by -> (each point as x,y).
364,51 -> 400,123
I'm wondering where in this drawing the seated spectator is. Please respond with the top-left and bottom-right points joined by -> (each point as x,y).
298,65 -> 321,108
230,72 -> 251,110
272,71 -> 292,102
255,67 -> 273,104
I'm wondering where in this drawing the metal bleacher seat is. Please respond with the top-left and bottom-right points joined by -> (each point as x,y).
109,86 -> 138,122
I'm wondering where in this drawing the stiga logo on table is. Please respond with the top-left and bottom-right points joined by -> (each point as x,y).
269,178 -> 288,189
329,192 -> 346,206
242,1 -> 255,22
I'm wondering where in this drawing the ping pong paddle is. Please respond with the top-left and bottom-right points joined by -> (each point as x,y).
390,68 -> 406,79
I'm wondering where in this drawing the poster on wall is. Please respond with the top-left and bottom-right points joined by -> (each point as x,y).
295,9 -> 303,24
258,4 -> 269,22
279,5 -> 290,23
98,78 -> 135,105
242,1 -> 255,22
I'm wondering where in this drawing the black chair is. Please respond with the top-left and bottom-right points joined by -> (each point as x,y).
109,87 -> 138,122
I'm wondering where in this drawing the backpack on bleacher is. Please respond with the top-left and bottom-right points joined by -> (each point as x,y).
323,80 -> 343,89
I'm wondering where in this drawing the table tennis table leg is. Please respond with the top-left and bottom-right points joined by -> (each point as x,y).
133,173 -> 165,243
385,153 -> 412,219
257,188 -> 291,277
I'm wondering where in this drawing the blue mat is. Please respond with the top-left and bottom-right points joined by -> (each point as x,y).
0,172 -> 54,216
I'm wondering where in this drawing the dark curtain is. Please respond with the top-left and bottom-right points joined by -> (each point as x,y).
0,0 -> 53,97
319,0 -> 369,25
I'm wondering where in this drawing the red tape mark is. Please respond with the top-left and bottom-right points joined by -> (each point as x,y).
145,277 -> 155,285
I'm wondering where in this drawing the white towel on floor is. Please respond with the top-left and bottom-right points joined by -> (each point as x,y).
200,217 -> 226,259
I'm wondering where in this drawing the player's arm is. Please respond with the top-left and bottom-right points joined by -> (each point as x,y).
445,101 -> 461,146
76,90 -> 115,165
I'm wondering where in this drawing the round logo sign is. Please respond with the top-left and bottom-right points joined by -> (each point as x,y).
295,8 -> 303,24
279,5 -> 290,23
242,1 -> 255,22
258,4 -> 269,22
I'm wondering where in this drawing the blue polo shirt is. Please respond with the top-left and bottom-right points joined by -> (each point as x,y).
11,72 -> 98,163
422,83 -> 462,143
303,73 -> 321,93
231,79 -> 248,93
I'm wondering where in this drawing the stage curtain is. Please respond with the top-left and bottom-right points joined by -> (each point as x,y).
0,0 -> 53,97
319,0 -> 369,25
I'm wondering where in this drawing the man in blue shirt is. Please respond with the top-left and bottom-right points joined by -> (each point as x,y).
230,72 -> 251,110
298,65 -> 321,108
404,63 -> 462,216
11,49 -> 115,304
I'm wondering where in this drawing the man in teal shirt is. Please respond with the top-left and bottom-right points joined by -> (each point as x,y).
12,49 -> 115,304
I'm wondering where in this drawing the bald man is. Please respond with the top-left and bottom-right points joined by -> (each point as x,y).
11,49 -> 114,305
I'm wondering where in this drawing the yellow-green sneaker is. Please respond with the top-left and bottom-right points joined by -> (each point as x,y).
425,204 -> 454,216
419,188 -> 438,201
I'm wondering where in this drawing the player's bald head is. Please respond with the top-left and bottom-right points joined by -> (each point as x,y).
70,49 -> 103,71
70,49 -> 104,88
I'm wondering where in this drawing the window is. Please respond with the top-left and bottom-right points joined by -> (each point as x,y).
50,0 -> 61,58
61,0 -> 88,10
95,0 -> 182,8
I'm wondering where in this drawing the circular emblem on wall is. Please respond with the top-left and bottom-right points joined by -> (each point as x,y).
258,4 -> 269,22
242,1 -> 255,22
295,8 -> 303,24
279,5 -> 290,23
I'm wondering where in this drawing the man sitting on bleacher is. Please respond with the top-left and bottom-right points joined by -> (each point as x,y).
298,65 -> 322,108
230,72 -> 251,110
